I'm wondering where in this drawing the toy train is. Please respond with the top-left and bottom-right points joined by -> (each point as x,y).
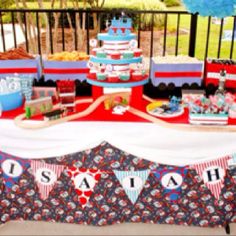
43,108 -> 67,121
151,58 -> 236,90
108,17 -> 132,36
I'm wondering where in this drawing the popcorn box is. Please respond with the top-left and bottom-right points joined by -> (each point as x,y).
205,60 -> 236,88
189,113 -> 229,125
0,55 -> 41,80
43,60 -> 89,81
151,58 -> 204,87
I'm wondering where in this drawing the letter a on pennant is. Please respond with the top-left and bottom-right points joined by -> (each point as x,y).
0,151 -> 30,192
67,167 -> 102,208
113,170 -> 150,204
31,160 -> 65,200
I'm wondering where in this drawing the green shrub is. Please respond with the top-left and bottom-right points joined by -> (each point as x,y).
162,0 -> 181,7
0,0 -> 14,9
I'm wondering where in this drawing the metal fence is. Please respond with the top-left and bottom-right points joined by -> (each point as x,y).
0,9 -> 235,58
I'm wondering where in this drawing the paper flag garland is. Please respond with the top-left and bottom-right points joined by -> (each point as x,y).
182,0 -> 236,18
0,152 -> 30,192
154,167 -> 187,201
31,160 -> 65,200
191,156 -> 230,200
67,167 -> 102,208
113,170 -> 150,204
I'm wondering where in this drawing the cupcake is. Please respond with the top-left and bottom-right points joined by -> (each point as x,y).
107,74 -> 119,83
89,69 -> 98,79
132,71 -> 143,81
133,49 -> 142,57
91,48 -> 99,56
123,50 -> 134,59
96,72 -> 107,81
119,72 -> 130,81
110,51 -> 121,60
96,50 -> 107,58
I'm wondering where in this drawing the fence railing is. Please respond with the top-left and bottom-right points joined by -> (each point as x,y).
0,9 -> 235,59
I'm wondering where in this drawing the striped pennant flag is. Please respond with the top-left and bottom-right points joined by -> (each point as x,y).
113,170 -> 150,204
0,151 -> 30,192
191,156 -> 230,200
31,160 -> 65,200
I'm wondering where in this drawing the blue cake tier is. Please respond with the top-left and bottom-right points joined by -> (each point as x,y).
97,33 -> 136,41
90,56 -> 142,65
87,78 -> 148,88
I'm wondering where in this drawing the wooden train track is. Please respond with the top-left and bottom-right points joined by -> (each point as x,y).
14,93 -> 236,132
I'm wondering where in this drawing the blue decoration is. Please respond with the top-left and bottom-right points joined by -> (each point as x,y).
87,78 -> 148,88
113,170 -> 150,204
182,0 -> 236,18
97,33 -> 136,41
154,167 -> 187,201
90,56 -> 142,65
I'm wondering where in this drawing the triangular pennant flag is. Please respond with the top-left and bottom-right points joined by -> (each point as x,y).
113,170 -> 150,204
154,166 -> 187,201
191,156 -> 230,200
31,160 -> 65,200
0,151 -> 30,192
67,167 -> 102,208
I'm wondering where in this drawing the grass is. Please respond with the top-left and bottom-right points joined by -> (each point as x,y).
160,10 -> 236,60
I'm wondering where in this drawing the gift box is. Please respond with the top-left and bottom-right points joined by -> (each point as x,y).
189,113 -> 229,125
151,58 -> 203,87
0,56 -> 41,80
43,60 -> 89,81
205,59 -> 236,88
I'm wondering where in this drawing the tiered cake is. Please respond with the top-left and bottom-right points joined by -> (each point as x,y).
87,17 -> 148,88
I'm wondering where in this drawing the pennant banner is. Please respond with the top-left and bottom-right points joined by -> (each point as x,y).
31,160 -> 65,200
154,167 -> 187,201
0,152 -> 30,192
191,156 -> 230,200
67,167 -> 102,208
113,170 -> 150,204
